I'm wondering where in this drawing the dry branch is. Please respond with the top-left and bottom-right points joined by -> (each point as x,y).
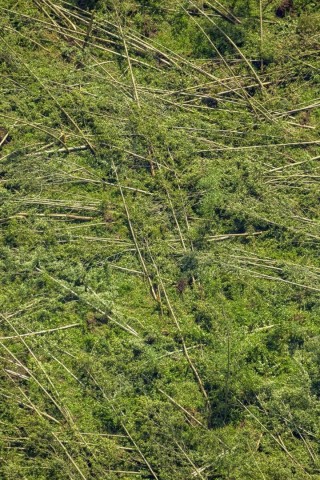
0,323 -> 81,340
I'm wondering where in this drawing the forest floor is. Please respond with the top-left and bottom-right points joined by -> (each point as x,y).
0,1 -> 319,479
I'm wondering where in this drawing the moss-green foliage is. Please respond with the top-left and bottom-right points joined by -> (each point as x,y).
0,0 -> 319,478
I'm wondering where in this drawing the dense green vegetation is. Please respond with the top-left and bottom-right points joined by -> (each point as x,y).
0,0 -> 319,478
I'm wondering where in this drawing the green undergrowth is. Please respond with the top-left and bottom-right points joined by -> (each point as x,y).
0,0 -> 319,478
